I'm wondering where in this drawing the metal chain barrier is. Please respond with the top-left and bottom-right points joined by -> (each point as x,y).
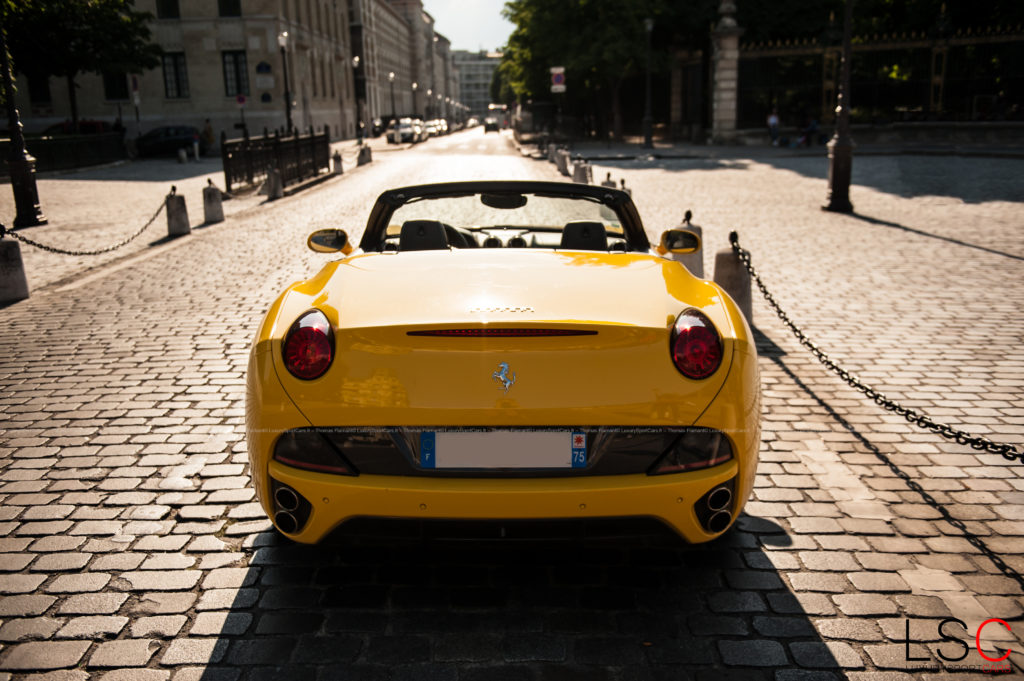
1,199 -> 166,256
729,231 -> 1022,464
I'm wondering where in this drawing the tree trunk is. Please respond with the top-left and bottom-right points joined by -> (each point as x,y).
66,74 -> 79,133
610,78 -> 623,142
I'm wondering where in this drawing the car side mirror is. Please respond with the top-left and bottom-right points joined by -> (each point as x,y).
307,229 -> 353,254
658,228 -> 701,254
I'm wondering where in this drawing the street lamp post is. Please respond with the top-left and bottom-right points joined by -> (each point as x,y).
277,32 -> 294,135
0,29 -> 45,227
824,0 -> 855,213
426,89 -> 432,118
642,17 -> 654,149
388,72 -> 396,124
412,82 -> 418,118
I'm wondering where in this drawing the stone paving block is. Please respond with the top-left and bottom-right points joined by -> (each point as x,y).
121,570 -> 201,591
55,616 -> 128,639
161,638 -> 230,666
130,615 -> 187,638
0,641 -> 90,670
99,669 -> 170,681
833,594 -> 900,616
45,573 -> 110,594
189,612 -> 252,636
129,592 -> 197,615
718,640 -> 787,667
55,593 -> 127,615
0,574 -> 47,594
0,618 -> 63,642
88,639 -> 159,667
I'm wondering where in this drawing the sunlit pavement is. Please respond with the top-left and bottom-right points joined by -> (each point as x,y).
0,130 -> 1022,680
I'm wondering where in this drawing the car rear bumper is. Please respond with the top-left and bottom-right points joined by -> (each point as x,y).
266,458 -> 741,544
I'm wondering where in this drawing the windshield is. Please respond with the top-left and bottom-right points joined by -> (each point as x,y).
378,192 -> 628,252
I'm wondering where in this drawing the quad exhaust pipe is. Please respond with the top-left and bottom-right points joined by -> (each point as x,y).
706,486 -> 732,512
274,510 -> 298,534
274,486 -> 300,512
696,483 -> 734,535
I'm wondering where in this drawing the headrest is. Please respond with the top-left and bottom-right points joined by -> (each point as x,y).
399,220 -> 449,251
560,221 -> 608,251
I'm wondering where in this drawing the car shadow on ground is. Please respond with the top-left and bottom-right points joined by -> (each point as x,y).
195,517 -> 848,680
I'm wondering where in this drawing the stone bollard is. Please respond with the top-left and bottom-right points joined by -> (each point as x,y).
555,149 -> 570,176
601,172 -> 617,188
0,237 -> 30,304
333,150 -> 343,175
166,186 -> 191,237
202,179 -> 224,224
265,169 -> 283,200
713,245 -> 752,325
547,143 -> 557,162
572,159 -> 591,184
177,148 -> 188,164
357,145 -> 372,166
676,224 -> 704,279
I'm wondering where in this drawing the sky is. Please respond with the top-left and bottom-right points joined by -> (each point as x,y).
422,0 -> 514,52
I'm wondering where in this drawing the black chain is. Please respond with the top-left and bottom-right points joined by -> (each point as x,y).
2,200 -> 166,256
729,231 -> 1022,464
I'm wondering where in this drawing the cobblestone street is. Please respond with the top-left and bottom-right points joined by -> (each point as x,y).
0,128 -> 1022,680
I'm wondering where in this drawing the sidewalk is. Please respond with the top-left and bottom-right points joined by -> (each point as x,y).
520,136 -> 1024,161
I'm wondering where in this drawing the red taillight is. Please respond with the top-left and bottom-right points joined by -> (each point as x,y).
283,310 -> 334,380
670,309 -> 722,379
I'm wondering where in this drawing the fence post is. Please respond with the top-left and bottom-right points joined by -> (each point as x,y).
243,127 -> 253,186
220,131 -> 232,193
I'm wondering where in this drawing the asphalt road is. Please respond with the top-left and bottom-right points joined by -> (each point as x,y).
0,129 -> 1021,680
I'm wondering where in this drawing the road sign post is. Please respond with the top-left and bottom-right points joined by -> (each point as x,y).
550,66 -> 566,94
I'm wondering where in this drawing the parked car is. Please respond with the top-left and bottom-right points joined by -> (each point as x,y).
135,125 -> 206,157
423,121 -> 438,137
387,118 -> 420,144
483,117 -> 500,132
245,180 -> 761,544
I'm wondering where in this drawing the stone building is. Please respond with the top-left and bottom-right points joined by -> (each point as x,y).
12,0 -> 462,143
452,50 -> 501,118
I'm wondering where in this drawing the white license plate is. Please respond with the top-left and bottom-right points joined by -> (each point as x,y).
420,430 -> 586,469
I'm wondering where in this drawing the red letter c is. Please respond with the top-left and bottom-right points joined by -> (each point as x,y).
976,618 -> 1012,662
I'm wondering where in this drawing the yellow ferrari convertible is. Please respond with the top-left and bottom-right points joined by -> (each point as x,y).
246,181 -> 760,544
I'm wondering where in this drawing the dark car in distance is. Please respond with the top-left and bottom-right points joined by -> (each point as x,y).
483,117 -> 500,132
135,125 -> 206,157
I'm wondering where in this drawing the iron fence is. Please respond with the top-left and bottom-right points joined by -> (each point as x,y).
221,126 -> 331,193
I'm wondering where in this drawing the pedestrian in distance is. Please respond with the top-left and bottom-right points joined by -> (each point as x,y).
767,108 -> 780,146
200,119 -> 215,155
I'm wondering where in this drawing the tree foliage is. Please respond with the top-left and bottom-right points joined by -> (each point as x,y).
498,0 -> 1024,137
2,0 -> 160,126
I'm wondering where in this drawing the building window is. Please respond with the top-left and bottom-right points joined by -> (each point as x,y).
103,72 -> 130,101
162,53 -> 189,98
222,51 -> 249,96
218,0 -> 241,17
155,0 -> 180,18
27,73 -> 51,104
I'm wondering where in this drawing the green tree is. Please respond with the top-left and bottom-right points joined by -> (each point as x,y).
4,0 -> 160,130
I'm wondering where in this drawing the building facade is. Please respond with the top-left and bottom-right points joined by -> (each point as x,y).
13,0 -> 361,143
11,0 -> 462,143
453,50 -> 501,118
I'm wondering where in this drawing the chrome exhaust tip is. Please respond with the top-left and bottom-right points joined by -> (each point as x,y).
707,510 -> 732,534
706,486 -> 732,512
274,486 -> 300,512
274,510 -> 298,534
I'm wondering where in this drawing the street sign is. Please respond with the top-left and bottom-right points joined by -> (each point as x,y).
550,66 -> 566,94
236,94 -> 247,108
